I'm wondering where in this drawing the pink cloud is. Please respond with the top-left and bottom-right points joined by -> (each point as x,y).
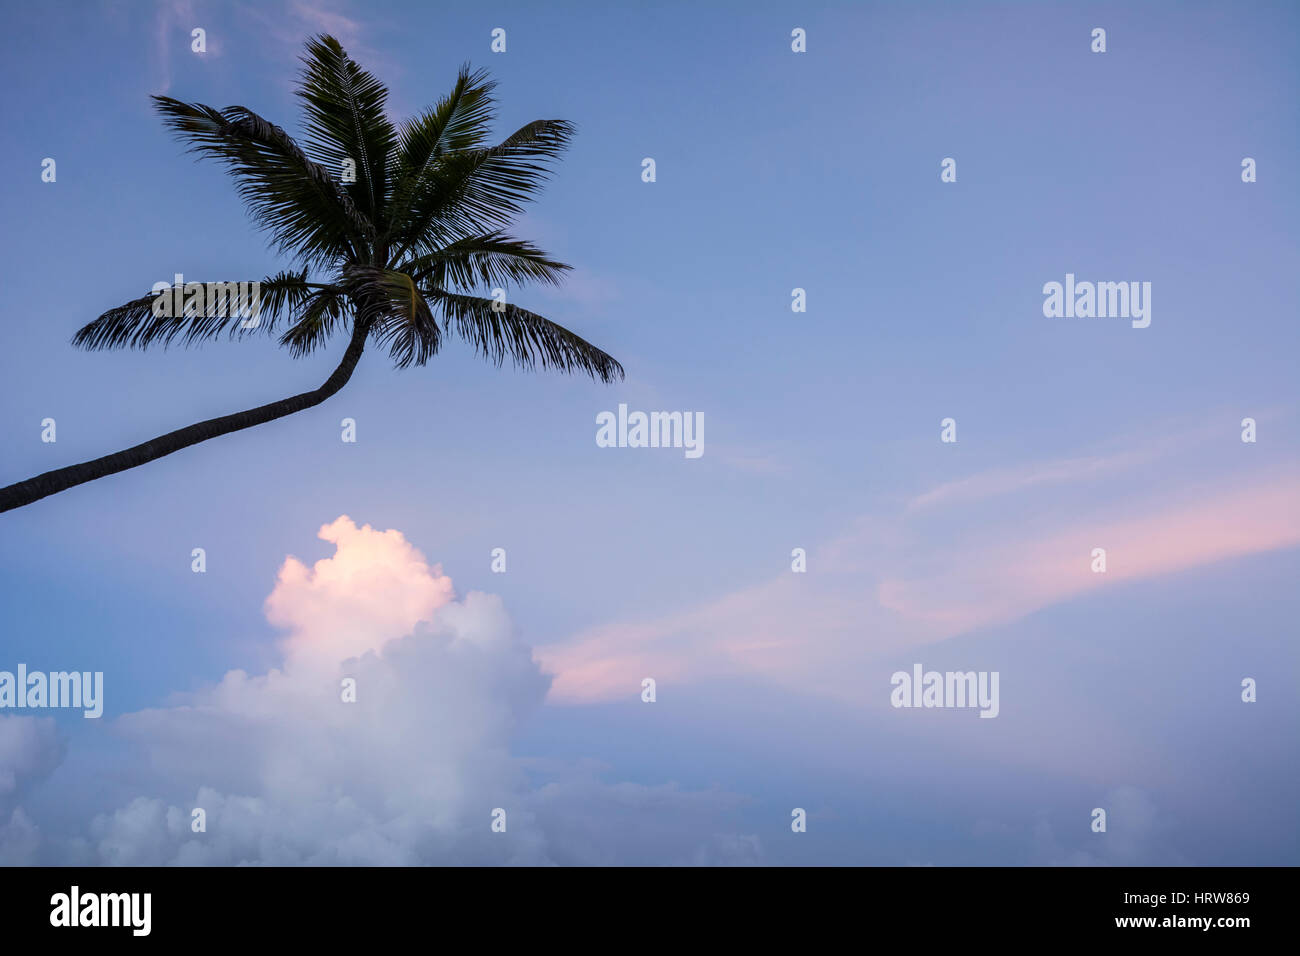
905,419 -> 1233,512
881,473 -> 1300,632
265,515 -> 454,666
537,468 -> 1300,705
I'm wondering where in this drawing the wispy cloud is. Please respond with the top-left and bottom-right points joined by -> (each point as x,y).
285,0 -> 363,47
906,417 -> 1240,512
153,0 -> 199,94
236,0 -> 394,97
880,472 -> 1300,634
538,429 -> 1300,705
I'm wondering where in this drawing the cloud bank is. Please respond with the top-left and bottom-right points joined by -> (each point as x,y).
2,517 -> 755,865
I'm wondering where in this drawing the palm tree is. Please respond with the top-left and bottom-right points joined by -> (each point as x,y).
0,35 -> 621,514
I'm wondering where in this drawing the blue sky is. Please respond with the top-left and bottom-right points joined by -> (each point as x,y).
0,0 -> 1297,864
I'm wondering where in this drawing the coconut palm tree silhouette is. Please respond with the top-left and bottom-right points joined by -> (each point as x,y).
0,35 -> 621,513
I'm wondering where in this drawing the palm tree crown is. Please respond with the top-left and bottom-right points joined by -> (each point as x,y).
76,35 -> 621,379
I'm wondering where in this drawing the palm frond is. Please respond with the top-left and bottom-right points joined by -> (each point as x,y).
295,35 -> 396,228
71,271 -> 323,351
390,118 -> 575,262
348,267 -> 442,368
277,286 -> 351,358
430,290 -> 622,383
386,64 -> 496,234
152,96 -> 372,265
399,231 -> 570,292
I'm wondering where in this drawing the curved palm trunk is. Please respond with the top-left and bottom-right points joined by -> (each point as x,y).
0,322 -> 368,514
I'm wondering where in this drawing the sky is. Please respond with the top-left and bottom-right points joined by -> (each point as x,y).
0,0 -> 1297,865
